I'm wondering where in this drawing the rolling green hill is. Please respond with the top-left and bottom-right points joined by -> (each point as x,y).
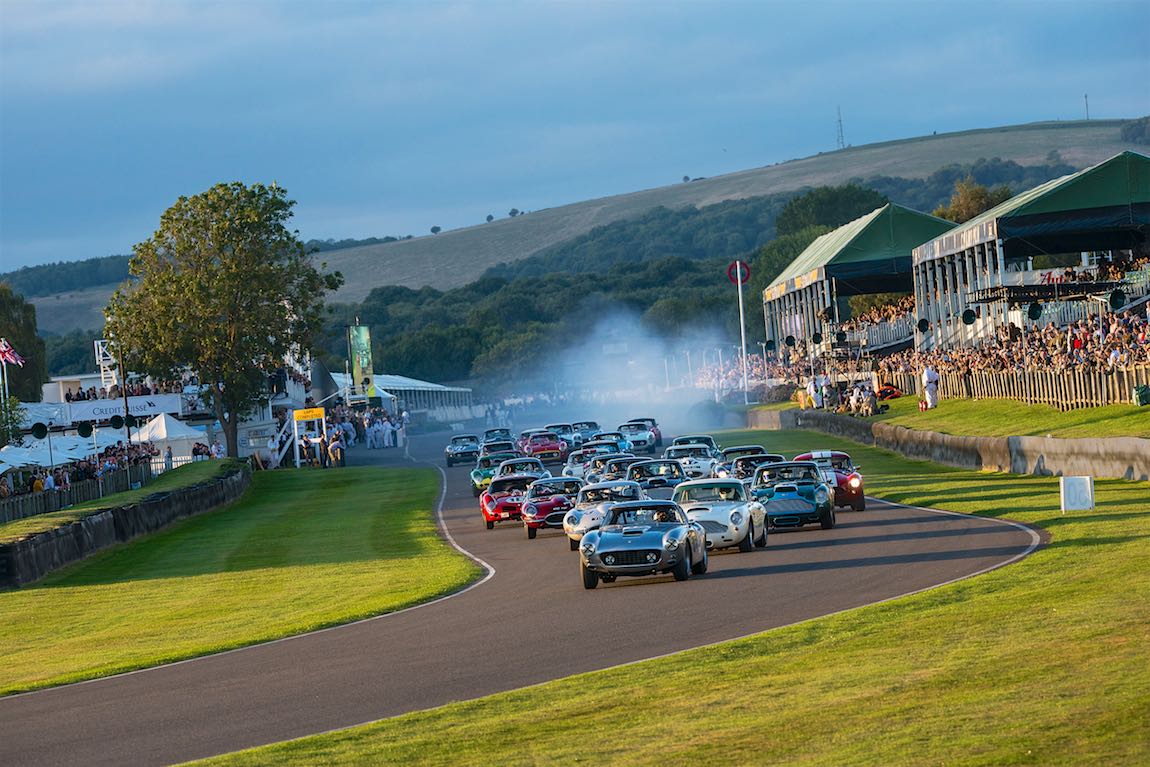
22,118 -> 1148,334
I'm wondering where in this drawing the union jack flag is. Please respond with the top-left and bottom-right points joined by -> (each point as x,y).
0,338 -> 26,367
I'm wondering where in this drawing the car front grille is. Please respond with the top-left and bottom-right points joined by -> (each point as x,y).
765,498 -> 811,513
600,549 -> 661,566
545,511 -> 567,525
697,520 -> 729,534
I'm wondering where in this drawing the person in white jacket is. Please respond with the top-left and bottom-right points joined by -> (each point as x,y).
922,365 -> 940,409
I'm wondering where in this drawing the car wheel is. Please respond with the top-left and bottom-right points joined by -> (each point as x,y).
738,521 -> 754,552
472,485 -> 480,497
820,506 -> 836,530
853,497 -> 866,512
569,537 -> 579,551
485,519 -> 494,530
526,525 -> 537,539
691,546 -> 708,575
672,552 -> 691,582
754,519 -> 768,548
581,561 -> 598,590
446,458 -> 452,467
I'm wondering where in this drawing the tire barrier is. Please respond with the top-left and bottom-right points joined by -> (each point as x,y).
748,408 -> 1150,482
0,466 -> 251,590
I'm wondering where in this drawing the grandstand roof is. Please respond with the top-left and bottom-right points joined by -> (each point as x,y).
914,150 -> 1150,265
764,203 -> 956,300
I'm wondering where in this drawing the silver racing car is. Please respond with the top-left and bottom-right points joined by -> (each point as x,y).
578,500 -> 708,589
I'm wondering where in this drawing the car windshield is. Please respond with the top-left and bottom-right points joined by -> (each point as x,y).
630,461 -> 684,479
490,477 -> 531,494
756,464 -> 819,484
485,429 -> 510,440
676,436 -> 711,446
477,458 -> 494,469
502,461 -> 540,474
574,422 -> 598,431
734,455 -> 784,472
529,480 -> 581,498
723,447 -> 760,459
547,425 -> 572,435
530,434 -> 555,444
452,437 -> 478,446
675,484 -> 745,503
580,484 -> 639,503
619,423 -> 643,434
608,507 -> 684,525
830,457 -> 852,471
668,447 -> 707,459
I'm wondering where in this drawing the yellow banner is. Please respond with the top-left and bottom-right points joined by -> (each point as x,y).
294,407 -> 325,422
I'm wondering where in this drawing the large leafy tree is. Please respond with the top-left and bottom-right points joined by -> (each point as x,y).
775,184 -> 888,237
105,182 -> 343,457
0,283 -> 47,401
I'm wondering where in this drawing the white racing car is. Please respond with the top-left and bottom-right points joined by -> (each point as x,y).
663,443 -> 719,478
672,479 -> 767,552
562,480 -> 645,551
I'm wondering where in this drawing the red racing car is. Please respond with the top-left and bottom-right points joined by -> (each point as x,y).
520,431 -> 568,464
521,476 -> 584,539
793,450 -> 865,511
480,475 -> 534,529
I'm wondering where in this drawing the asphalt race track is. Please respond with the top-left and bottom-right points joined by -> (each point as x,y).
0,429 -> 1040,766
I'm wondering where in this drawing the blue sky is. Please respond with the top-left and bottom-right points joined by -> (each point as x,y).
2,0 -> 1148,271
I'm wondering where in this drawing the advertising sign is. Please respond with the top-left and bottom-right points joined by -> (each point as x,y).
348,325 -> 375,399
68,394 -> 183,424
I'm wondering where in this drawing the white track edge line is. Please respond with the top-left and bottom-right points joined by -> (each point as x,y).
3,462 -> 496,701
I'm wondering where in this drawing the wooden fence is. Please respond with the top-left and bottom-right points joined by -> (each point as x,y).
0,464 -> 155,526
872,366 -> 1150,411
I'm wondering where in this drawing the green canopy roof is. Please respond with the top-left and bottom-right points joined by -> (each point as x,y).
915,150 -> 1150,264
765,203 -> 955,299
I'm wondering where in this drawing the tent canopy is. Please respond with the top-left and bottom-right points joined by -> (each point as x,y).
766,204 -> 956,298
133,413 -> 203,443
915,150 -> 1150,264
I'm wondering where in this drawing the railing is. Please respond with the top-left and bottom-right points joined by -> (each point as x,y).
872,366 -> 1150,411
850,316 -> 913,350
0,464 -> 156,525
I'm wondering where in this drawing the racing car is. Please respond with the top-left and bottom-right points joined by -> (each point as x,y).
793,450 -> 866,511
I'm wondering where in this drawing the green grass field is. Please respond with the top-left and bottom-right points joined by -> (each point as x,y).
191,429 -> 1150,767
0,459 -> 244,544
756,395 -> 1150,439
0,467 -> 478,695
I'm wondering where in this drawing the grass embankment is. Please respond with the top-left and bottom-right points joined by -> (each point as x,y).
755,395 -> 1150,439
0,459 -> 244,544
0,467 -> 478,695
193,429 -> 1149,767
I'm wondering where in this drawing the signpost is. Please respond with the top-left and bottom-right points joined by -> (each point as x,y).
292,407 -> 328,468
728,261 -> 751,404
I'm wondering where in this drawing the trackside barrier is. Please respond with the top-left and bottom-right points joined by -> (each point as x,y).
870,366 -> 1150,410
0,465 -> 156,526
0,464 -> 251,589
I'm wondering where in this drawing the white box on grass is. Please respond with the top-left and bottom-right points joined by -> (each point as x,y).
1060,476 -> 1094,513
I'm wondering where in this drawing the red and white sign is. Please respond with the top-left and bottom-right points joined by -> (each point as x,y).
727,260 -> 750,285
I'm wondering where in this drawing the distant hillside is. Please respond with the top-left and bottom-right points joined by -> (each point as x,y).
23,118 -> 1148,332
317,119 -> 1144,302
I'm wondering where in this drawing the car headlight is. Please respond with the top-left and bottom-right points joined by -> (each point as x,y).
815,488 -> 830,504
717,469 -> 729,477
580,542 -> 596,556
849,476 -> 861,488
730,511 -> 743,526
665,537 -> 680,551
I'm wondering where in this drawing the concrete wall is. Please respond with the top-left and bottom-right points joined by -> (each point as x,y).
0,465 -> 251,589
749,407 -> 1150,481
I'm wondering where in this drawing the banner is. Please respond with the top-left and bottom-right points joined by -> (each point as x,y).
68,394 -> 183,424
347,325 -> 375,399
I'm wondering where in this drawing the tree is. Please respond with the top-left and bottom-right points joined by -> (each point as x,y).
430,226 -> 441,235
0,395 -> 25,447
683,176 -> 690,183
0,284 -> 47,401
105,182 -> 343,457
932,176 -> 1012,223
486,214 -> 494,223
775,184 -> 888,237
509,208 -> 520,218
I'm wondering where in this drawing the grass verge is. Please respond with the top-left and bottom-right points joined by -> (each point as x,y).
0,466 -> 478,695
191,429 -> 1149,767
757,395 -> 1150,439
0,459 -> 244,543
